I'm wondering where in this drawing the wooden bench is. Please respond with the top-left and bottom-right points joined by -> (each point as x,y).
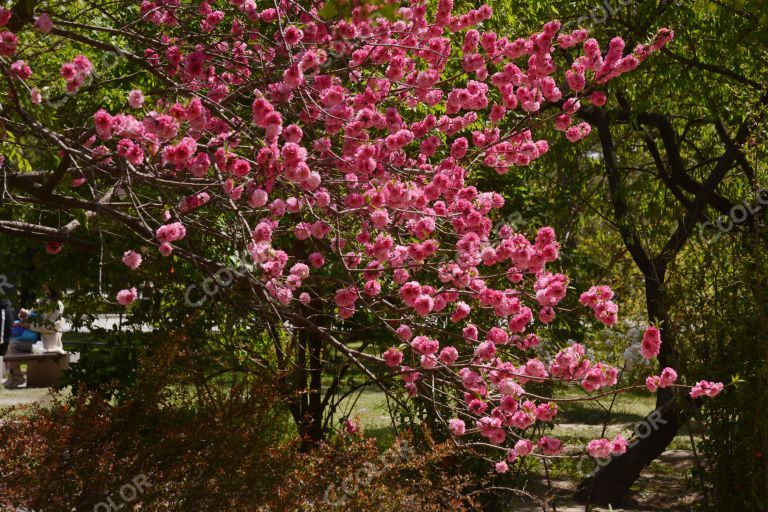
2,352 -> 72,388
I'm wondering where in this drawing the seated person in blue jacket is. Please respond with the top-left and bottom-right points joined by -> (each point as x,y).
2,310 -> 42,389
3,286 -> 64,389
11,315 -> 42,343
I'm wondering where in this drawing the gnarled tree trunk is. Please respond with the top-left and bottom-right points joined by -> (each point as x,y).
575,396 -> 681,505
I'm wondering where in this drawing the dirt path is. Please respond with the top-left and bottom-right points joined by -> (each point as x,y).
0,387 -> 54,408
510,449 -> 702,511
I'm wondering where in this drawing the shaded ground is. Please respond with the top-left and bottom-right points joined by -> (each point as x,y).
510,449 -> 702,511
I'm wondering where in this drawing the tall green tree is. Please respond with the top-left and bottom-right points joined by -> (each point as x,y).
486,0 -> 768,507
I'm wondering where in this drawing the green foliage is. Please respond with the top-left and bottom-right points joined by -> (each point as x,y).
670,227 -> 768,511
319,0 -> 400,20
60,328 -> 155,400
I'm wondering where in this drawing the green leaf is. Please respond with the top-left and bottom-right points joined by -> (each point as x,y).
318,0 -> 339,19
377,3 -> 397,21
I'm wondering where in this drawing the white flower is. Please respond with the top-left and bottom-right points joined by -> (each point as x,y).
623,343 -> 642,371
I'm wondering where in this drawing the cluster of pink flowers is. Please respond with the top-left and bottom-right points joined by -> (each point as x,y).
116,287 -> 138,306
0,7 -> 12,27
587,434 -> 628,459
178,192 -> 211,214
645,367 -> 678,392
155,221 -> 186,256
60,55 -> 93,93
122,250 -> 143,270
155,222 -> 187,244
163,137 -> 197,168
581,363 -> 619,392
565,122 -> 592,142
690,380 -> 724,399
128,89 -> 145,108
117,138 -> 145,165
35,13 -> 53,33
640,325 -> 662,359
10,60 -> 31,80
579,285 -> 619,326
0,30 -> 18,56
0,8 -> 17,57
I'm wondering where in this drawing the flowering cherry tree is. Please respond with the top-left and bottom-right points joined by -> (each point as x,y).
0,0 -> 721,476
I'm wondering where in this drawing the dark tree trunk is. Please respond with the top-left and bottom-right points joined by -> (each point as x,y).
288,241 -> 326,451
575,395 -> 681,505
294,328 -> 325,451
306,328 -> 324,445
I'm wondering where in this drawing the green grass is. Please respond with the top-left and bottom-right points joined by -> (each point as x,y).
336,387 -> 393,428
322,365 -> 398,449
556,388 -> 654,424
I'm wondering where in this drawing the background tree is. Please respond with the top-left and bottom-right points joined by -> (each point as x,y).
477,0 -> 768,507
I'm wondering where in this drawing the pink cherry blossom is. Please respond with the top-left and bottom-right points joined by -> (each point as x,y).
659,367 -> 678,388
128,89 -> 145,108
449,418 -> 466,436
0,31 -> 18,57
514,439 -> 533,456
641,325 -> 662,359
10,60 -> 32,80
383,348 -> 404,368
17,1 -> 694,472
538,436 -> 562,455
690,380 -> 724,399
35,13 -> 53,33
0,7 -> 11,27
438,346 -> 459,365
122,250 -> 142,269
116,287 -> 138,306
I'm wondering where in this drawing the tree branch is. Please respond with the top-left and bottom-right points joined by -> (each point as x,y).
0,220 -> 93,247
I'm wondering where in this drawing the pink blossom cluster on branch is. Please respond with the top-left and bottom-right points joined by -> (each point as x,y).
1,0 -> 722,470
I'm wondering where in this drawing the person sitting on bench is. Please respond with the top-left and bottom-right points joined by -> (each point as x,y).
2,313 -> 42,388
4,286 -> 65,389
